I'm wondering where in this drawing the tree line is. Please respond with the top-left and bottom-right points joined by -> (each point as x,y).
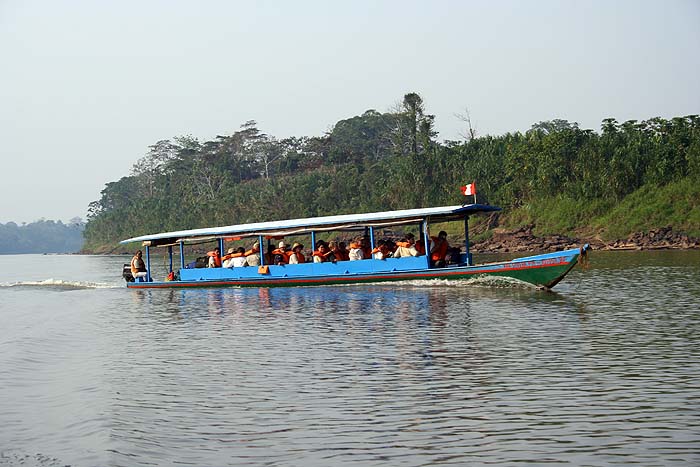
83,92 -> 700,252
0,219 -> 84,254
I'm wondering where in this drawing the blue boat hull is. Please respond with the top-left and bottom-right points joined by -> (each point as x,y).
126,246 -> 588,290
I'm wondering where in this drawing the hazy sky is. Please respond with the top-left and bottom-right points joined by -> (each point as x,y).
1,0 -> 698,224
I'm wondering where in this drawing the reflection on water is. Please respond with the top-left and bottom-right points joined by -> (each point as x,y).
0,251 -> 699,466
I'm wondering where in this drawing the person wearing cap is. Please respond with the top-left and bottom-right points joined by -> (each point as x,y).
244,241 -> 261,266
271,241 -> 290,265
226,247 -> 247,267
430,230 -> 450,268
222,247 -> 237,268
288,243 -> 306,264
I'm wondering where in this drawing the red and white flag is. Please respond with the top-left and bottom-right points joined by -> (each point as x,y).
460,182 -> 476,196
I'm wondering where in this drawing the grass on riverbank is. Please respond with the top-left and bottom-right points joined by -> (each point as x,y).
501,177 -> 700,240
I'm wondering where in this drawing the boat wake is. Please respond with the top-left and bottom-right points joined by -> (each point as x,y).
326,275 -> 539,289
0,278 -> 120,290
393,276 -> 540,289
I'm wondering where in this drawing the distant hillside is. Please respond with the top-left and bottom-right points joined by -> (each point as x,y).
0,219 -> 84,254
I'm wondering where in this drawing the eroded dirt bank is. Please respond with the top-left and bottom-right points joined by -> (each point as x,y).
472,225 -> 700,253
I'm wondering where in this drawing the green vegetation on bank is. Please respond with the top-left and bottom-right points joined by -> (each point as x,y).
82,93 -> 700,253
0,219 -> 84,254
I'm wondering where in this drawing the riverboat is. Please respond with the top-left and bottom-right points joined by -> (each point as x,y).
120,204 -> 589,290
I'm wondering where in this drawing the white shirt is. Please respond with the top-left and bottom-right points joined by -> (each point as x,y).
349,248 -> 363,261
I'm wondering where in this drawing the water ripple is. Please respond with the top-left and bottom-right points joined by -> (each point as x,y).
1,252 -> 699,466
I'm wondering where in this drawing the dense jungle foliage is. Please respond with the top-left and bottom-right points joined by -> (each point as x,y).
1,219 -> 84,254
83,93 -> 700,253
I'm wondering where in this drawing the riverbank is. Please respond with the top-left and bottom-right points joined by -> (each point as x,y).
473,225 -> 700,253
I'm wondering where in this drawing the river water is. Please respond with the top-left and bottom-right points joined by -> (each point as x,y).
0,251 -> 699,466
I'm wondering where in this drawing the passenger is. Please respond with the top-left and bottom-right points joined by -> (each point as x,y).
271,241 -> 289,265
312,241 -> 335,263
360,236 -> 372,260
371,239 -> 392,260
430,231 -> 450,268
230,247 -> 248,267
328,241 -> 342,262
222,248 -> 236,268
207,247 -> 222,268
245,242 -> 261,266
394,233 -> 418,258
130,250 -> 147,281
348,239 -> 364,261
288,243 -> 306,264
415,237 -> 426,256
335,241 -> 350,261
322,240 -> 337,262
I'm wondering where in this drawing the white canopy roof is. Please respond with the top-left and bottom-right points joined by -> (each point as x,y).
120,204 -> 500,245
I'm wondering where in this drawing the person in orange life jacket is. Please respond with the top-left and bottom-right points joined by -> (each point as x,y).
207,247 -> 222,268
313,241 -> 335,263
415,237 -> 426,256
328,241 -> 344,262
371,239 -> 392,259
360,236 -> 372,260
348,239 -> 364,261
222,247 -> 240,267
223,247 -> 247,267
334,241 -> 350,261
130,250 -> 147,280
288,243 -> 306,264
430,231 -> 449,268
323,240 -> 337,262
244,241 -> 261,266
416,242 -> 426,255
271,241 -> 289,265
393,233 -> 419,258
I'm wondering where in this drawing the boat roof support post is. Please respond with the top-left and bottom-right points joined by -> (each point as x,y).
168,245 -> 173,273
311,231 -> 316,250
422,219 -> 431,269
218,238 -> 224,257
179,242 -> 185,269
145,245 -> 152,282
464,215 -> 471,266
257,235 -> 265,265
369,226 -> 375,251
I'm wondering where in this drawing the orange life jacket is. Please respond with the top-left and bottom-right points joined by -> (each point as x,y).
292,251 -> 305,263
334,248 -> 350,261
430,237 -> 449,262
207,251 -> 222,267
312,250 -> 328,262
271,248 -> 289,264
222,252 -> 245,262
130,256 -> 145,275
